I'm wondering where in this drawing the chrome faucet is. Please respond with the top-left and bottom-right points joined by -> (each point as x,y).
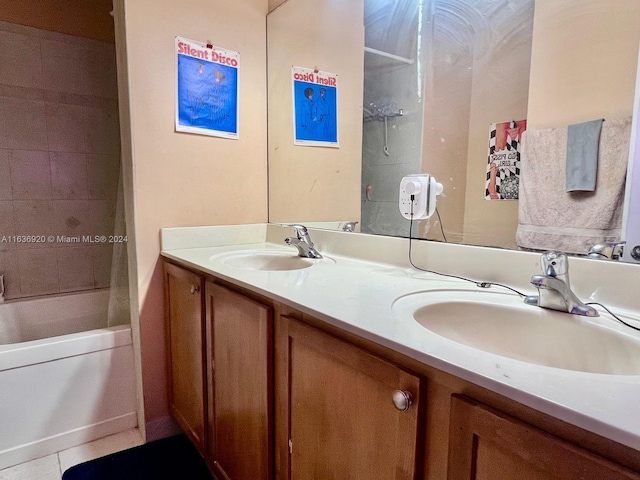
524,251 -> 598,317
342,221 -> 358,233
587,241 -> 625,261
284,224 -> 323,258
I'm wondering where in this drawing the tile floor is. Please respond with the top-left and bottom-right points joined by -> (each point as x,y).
0,428 -> 144,480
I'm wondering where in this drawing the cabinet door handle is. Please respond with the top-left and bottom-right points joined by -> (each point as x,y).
392,390 -> 413,411
189,284 -> 200,294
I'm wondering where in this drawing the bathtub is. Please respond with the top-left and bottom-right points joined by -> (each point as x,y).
0,290 -> 137,470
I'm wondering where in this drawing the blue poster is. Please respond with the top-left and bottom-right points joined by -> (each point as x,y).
292,66 -> 339,147
175,37 -> 239,139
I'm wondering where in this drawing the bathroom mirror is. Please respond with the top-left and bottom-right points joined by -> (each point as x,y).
267,0 -> 640,255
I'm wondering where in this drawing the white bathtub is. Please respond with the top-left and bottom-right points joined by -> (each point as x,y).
0,290 -> 137,470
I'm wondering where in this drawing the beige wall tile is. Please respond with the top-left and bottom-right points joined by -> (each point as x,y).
0,201 -> 15,245
51,200 -> 91,240
45,102 -> 88,153
0,103 -> 6,149
56,246 -> 94,291
87,154 -> 119,199
81,43 -> 118,99
85,105 -> 120,154
13,199 -> 53,240
0,20 -> 42,37
0,30 -> 43,90
18,248 -> 59,296
0,97 -> 48,150
0,249 -> 21,299
89,199 -> 116,237
92,244 -> 113,288
38,28 -> 98,47
0,84 -> 44,101
0,150 -> 11,200
8,150 -> 52,199
81,95 -> 118,109
0,21 -> 120,301
40,38 -> 83,95
50,152 -> 89,199
43,90 -> 86,107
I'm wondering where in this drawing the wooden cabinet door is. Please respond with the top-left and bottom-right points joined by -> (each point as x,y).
277,316 -> 423,480
206,283 -> 273,480
164,262 -> 206,453
448,395 -> 640,480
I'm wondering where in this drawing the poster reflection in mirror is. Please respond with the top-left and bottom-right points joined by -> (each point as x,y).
292,66 -> 339,147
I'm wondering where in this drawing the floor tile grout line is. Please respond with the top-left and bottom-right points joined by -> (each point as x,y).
56,452 -> 63,479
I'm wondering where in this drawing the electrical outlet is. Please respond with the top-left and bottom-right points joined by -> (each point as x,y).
399,174 -> 443,220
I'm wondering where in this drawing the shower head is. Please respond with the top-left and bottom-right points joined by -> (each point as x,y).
367,99 -> 403,118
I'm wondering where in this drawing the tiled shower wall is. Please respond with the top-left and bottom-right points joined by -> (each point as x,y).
360,0 -> 423,237
0,21 -> 120,300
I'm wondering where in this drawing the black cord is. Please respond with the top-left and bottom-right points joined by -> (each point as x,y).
586,302 -> 640,332
408,198 -> 526,297
435,207 -> 447,242
406,198 -> 640,332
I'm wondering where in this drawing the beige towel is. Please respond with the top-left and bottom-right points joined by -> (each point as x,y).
516,117 -> 631,254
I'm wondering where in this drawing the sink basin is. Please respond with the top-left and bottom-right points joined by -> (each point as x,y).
211,249 -> 331,271
392,289 -> 640,375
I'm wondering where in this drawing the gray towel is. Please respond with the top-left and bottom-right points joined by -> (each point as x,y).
566,118 -> 603,192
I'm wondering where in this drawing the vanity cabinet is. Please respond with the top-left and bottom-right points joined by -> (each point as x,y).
275,315 -> 424,479
163,262 -> 206,453
163,259 -> 640,480
205,282 -> 273,480
163,261 -> 273,478
448,395 -> 640,480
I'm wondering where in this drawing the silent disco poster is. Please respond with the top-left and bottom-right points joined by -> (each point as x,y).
175,36 -> 239,139
292,66 -> 339,147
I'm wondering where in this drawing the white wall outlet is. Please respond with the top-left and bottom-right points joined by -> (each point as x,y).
399,174 -> 443,220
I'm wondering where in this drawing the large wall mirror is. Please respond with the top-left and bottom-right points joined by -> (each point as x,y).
267,0 -> 640,259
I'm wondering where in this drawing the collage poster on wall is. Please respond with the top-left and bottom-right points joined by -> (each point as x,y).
175,36 -> 239,139
485,119 -> 527,200
292,66 -> 339,147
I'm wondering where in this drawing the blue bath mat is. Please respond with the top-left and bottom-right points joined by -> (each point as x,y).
61,434 -> 214,480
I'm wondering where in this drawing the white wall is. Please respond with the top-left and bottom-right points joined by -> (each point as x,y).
116,0 -> 268,435
267,0 -> 363,224
527,0 -> 640,129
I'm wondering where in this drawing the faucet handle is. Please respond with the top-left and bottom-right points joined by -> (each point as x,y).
540,251 -> 570,286
285,224 -> 309,239
540,251 -> 568,275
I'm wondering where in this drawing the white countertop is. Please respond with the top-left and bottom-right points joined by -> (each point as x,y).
161,224 -> 640,450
